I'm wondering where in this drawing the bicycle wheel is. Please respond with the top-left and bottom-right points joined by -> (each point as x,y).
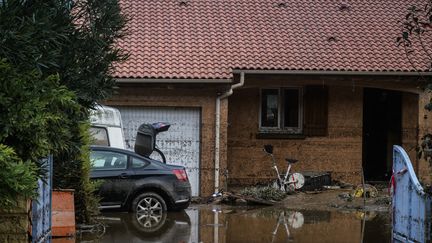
287,173 -> 305,190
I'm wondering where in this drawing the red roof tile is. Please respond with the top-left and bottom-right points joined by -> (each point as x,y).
115,0 -> 431,80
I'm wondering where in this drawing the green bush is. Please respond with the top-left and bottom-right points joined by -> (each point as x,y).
0,59 -> 82,207
0,0 -> 127,223
54,122 -> 101,223
0,144 -> 38,208
0,59 -> 79,164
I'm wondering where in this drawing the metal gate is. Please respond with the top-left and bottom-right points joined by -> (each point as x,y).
31,155 -> 53,243
392,145 -> 431,243
116,106 -> 201,196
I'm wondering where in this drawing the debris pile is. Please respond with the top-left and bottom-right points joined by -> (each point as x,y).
352,184 -> 379,198
239,186 -> 286,201
337,184 -> 379,202
205,186 -> 288,206
333,180 -> 354,189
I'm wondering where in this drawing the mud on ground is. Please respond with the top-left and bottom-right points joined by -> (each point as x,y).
279,188 -> 391,212
195,184 -> 392,212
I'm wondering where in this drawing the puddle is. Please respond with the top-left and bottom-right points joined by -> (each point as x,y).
77,206 -> 391,243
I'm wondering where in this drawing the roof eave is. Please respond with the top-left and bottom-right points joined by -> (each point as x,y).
115,78 -> 233,83
232,69 -> 432,76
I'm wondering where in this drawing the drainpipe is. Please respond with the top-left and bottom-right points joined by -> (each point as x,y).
214,72 -> 245,193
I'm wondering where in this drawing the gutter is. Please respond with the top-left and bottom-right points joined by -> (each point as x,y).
232,69 -> 432,76
116,78 -> 232,83
214,72 -> 245,193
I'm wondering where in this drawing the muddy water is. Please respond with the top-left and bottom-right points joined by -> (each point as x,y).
78,205 -> 391,243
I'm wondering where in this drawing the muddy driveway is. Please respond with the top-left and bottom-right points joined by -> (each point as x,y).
279,188 -> 391,212
78,204 -> 391,243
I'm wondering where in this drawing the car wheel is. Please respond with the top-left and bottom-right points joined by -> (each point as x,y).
132,192 -> 167,225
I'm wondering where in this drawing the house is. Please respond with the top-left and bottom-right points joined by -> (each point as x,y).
105,0 -> 432,196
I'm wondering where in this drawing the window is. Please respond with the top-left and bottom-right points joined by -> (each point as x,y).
90,151 -> 128,170
260,88 -> 303,133
261,89 -> 279,127
89,126 -> 109,146
131,157 -> 148,168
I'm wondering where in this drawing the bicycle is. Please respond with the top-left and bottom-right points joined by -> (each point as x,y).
263,144 -> 305,192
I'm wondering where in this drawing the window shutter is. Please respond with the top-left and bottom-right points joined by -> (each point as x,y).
303,85 -> 328,136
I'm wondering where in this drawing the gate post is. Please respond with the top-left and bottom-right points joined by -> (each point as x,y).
31,155 -> 53,243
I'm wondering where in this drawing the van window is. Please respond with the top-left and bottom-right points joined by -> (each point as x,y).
90,126 -> 109,146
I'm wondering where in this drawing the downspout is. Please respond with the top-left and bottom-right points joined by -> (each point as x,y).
214,72 -> 245,193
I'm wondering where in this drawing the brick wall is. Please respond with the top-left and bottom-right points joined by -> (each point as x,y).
402,92 -> 419,171
0,199 -> 29,243
107,79 -> 428,193
418,92 -> 432,184
227,80 -> 420,186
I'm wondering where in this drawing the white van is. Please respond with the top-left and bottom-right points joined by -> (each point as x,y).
89,105 -> 125,149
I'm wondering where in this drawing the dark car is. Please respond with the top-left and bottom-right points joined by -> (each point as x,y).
89,146 -> 191,213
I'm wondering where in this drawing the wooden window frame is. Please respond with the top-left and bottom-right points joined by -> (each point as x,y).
259,87 -> 303,134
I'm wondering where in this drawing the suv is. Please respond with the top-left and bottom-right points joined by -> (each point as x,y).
90,146 -> 191,212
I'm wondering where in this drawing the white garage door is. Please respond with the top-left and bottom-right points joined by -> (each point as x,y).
116,106 -> 201,196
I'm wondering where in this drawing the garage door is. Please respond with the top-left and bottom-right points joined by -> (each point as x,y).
115,106 -> 201,196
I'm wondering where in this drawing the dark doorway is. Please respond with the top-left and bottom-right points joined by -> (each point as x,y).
363,88 -> 402,181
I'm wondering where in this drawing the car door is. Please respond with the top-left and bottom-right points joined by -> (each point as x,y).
90,149 -> 134,207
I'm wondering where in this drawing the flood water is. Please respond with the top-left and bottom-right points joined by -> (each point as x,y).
77,205 -> 391,243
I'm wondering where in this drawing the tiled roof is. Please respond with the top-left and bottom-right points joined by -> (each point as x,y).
115,0 -> 431,80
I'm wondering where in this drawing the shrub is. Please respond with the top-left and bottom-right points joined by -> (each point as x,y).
0,144 -> 38,208
0,59 -> 82,209
0,59 -> 79,164
54,122 -> 101,223
0,0 -> 127,223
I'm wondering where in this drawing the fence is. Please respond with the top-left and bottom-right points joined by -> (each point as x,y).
392,145 -> 432,243
31,155 -> 53,243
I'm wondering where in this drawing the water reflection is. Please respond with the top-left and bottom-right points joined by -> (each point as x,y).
270,211 -> 304,242
79,211 -> 191,242
78,206 -> 390,243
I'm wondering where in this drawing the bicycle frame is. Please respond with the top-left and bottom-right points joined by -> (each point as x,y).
264,144 -> 304,192
267,151 -> 292,188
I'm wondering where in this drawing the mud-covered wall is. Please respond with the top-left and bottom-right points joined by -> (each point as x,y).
418,92 -> 432,184
106,84 -> 229,196
106,78 -> 426,193
227,77 -> 420,186
402,93 -> 419,172
227,85 -> 363,185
